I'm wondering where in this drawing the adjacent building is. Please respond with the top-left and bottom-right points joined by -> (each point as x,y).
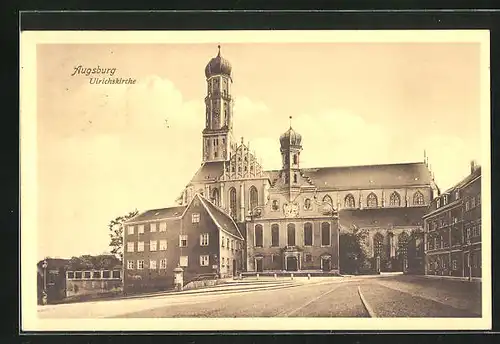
423,162 -> 481,278
123,193 -> 244,292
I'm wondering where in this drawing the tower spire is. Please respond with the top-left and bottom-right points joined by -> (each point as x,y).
217,45 -> 221,56
289,116 -> 292,129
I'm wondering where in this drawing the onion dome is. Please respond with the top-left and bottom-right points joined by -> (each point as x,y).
280,126 -> 302,148
205,45 -> 232,79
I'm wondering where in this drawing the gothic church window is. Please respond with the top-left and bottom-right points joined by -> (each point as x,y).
249,186 -> 258,210
398,232 -> 409,260
293,154 -> 298,165
287,223 -> 296,246
373,233 -> 384,257
390,191 -> 401,206
293,173 -> 298,183
413,191 -> 424,206
344,194 -> 355,208
212,188 -> 220,206
229,188 -> 237,219
304,223 -> 313,246
367,193 -> 378,208
255,225 -> 263,247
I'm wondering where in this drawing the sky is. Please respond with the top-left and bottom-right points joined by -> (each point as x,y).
35,41 -> 483,261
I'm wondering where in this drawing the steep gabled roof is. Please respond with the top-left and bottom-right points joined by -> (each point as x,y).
125,206 -> 187,223
197,194 -> 244,240
190,161 -> 225,183
265,162 -> 432,190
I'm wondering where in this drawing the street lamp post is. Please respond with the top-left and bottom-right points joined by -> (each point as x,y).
42,259 -> 48,305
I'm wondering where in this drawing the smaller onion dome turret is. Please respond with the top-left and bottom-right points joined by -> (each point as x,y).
280,126 -> 302,149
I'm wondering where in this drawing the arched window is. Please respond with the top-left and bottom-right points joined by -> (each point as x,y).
323,195 -> 333,206
304,223 -> 313,246
321,222 -> 331,246
367,193 -> 378,208
398,232 -> 409,259
344,194 -> 355,208
373,233 -> 384,257
271,224 -> 279,247
229,188 -> 237,219
249,186 -> 258,210
212,188 -> 220,206
293,173 -> 298,183
293,154 -> 298,165
389,191 -> 401,206
413,191 -> 424,206
287,223 -> 296,246
254,224 -> 263,247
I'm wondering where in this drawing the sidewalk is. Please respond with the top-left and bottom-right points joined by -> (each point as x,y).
38,279 -> 299,312
416,274 -> 482,283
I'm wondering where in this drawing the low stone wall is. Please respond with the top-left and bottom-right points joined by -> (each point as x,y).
66,279 -> 122,297
183,278 -> 227,291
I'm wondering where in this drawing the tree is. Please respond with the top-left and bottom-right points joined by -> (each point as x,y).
339,224 -> 370,274
108,209 -> 139,261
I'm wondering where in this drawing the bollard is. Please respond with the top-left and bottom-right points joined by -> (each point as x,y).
308,273 -> 311,280
256,273 -> 259,280
291,273 -> 294,280
274,273 -> 277,280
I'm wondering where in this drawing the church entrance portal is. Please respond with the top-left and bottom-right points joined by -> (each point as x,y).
256,259 -> 263,273
322,257 -> 331,272
286,257 -> 298,272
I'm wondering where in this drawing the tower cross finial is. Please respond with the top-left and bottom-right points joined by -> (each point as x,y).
217,45 -> 221,56
289,116 -> 292,129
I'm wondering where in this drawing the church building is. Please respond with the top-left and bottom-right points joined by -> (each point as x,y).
175,46 -> 441,275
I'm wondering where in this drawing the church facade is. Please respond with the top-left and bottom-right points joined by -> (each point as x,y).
175,47 -> 440,275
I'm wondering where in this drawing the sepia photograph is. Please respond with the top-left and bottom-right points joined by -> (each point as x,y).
20,30 -> 491,331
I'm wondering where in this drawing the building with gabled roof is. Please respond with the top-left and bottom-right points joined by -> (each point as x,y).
123,193 -> 244,292
423,161 -> 481,278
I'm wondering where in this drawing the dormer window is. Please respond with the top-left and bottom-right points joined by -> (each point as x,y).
436,198 -> 441,208
443,195 -> 448,205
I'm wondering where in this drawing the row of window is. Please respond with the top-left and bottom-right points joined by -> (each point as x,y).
127,259 -> 168,270
126,256 -> 231,270
428,253 -> 481,270
67,270 -> 121,280
221,235 -> 239,250
127,240 -> 167,253
127,214 -> 201,235
127,233 -> 212,253
254,222 -> 332,248
127,234 -> 241,253
465,194 -> 481,211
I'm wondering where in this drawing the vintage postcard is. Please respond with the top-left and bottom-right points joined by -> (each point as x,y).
20,30 -> 491,331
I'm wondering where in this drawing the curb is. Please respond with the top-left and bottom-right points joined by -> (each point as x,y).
358,286 -> 377,318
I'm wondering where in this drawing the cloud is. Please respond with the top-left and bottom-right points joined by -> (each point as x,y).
39,76 -> 205,259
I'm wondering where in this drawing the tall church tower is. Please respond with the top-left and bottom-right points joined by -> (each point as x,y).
202,46 -> 235,163
279,117 -> 303,199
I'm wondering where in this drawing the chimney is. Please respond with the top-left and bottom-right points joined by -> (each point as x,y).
470,160 -> 477,174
